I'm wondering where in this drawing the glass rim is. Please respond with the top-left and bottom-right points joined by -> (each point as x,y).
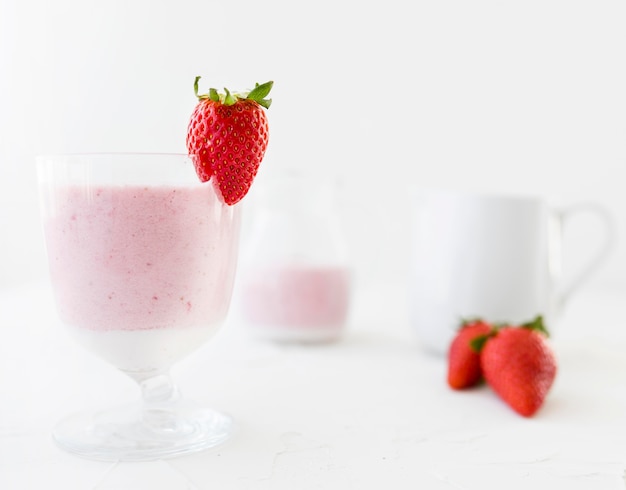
36,152 -> 192,160
35,153 -> 203,188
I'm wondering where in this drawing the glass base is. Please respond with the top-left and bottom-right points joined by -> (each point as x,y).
52,400 -> 233,461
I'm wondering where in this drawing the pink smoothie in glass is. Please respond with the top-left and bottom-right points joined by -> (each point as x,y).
239,266 -> 351,342
43,184 -> 239,371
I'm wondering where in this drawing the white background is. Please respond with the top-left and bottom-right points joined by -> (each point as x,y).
1,0 -> 625,292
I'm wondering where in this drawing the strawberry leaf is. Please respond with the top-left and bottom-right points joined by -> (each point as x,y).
223,87 -> 236,106
469,333 -> 494,353
521,315 -> 550,337
193,76 -> 203,98
247,81 -> 273,109
192,77 -> 273,108
459,316 -> 483,328
193,76 -> 218,101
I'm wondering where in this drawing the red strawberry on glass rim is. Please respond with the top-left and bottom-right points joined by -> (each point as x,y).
186,77 -> 273,205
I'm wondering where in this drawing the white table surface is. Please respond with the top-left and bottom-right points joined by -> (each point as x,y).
2,278 -> 626,489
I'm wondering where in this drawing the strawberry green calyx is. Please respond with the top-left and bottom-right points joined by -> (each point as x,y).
521,315 -> 550,337
246,81 -> 273,109
470,315 -> 550,353
459,317 -> 486,329
469,332 -> 495,353
193,77 -> 273,109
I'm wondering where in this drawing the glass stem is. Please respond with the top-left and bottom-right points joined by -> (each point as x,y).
139,371 -> 181,406
125,370 -> 183,431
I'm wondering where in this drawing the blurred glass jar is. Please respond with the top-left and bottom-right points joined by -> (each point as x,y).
236,170 -> 352,343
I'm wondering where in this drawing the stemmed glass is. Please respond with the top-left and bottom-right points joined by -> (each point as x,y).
37,153 -> 241,461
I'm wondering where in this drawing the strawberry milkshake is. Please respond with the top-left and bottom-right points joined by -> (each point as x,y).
37,77 -> 271,462
41,163 -> 240,374
236,171 -> 352,342
239,265 -> 351,342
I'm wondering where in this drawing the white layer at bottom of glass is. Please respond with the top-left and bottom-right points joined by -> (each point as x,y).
67,324 -> 217,373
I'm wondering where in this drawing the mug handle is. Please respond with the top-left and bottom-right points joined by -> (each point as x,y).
555,201 -> 616,309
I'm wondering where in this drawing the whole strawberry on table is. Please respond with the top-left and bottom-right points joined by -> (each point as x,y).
186,77 -> 273,205
447,319 -> 493,390
447,315 -> 558,417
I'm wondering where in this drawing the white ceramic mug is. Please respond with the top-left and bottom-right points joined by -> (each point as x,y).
409,189 -> 615,354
